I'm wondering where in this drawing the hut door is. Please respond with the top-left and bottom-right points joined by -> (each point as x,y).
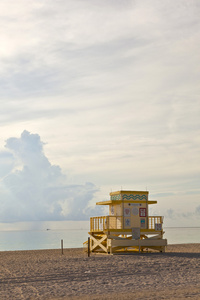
131,207 -> 140,227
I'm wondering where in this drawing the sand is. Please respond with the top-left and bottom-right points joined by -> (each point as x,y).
0,244 -> 199,299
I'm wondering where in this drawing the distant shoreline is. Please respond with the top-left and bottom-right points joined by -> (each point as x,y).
0,242 -> 200,253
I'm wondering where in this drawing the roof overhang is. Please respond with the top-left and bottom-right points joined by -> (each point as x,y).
96,200 -> 157,205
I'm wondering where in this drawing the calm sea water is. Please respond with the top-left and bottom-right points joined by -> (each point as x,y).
0,229 -> 89,251
0,225 -> 199,251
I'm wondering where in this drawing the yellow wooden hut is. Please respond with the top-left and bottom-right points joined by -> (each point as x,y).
84,190 -> 167,254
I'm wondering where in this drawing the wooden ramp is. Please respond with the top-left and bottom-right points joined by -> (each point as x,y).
86,231 -> 167,254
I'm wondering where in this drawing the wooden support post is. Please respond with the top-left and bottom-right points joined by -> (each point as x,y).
61,239 -> 64,255
110,243 -> 112,255
88,237 -> 90,257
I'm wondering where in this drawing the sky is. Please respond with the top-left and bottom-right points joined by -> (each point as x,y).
0,0 -> 200,228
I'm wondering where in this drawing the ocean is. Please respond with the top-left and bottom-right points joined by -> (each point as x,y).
0,222 -> 199,251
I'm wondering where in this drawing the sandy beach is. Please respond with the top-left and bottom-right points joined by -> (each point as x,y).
0,244 -> 199,299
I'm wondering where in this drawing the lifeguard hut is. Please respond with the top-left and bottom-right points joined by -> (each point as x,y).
84,190 -> 167,254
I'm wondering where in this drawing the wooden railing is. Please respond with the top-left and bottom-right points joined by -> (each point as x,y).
90,216 -> 123,232
90,216 -> 163,232
148,216 -> 163,230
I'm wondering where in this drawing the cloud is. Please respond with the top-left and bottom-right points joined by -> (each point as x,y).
163,205 -> 200,223
0,1 -> 200,227
151,192 -> 175,198
165,209 -> 176,220
195,206 -> 200,216
1,0 -> 199,101
0,131 -> 102,222
0,151 -> 14,178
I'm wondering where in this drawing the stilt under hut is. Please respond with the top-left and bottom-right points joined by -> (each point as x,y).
84,190 -> 167,254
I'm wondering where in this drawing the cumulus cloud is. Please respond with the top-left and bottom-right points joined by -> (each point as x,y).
164,206 -> 200,222
0,131 -> 102,222
194,206 -> 200,216
0,1 -> 200,227
165,208 -> 176,220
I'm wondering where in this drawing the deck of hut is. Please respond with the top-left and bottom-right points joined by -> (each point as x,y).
84,190 -> 167,254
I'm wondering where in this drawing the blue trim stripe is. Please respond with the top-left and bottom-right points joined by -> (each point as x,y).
111,195 -> 121,200
122,194 -> 147,201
